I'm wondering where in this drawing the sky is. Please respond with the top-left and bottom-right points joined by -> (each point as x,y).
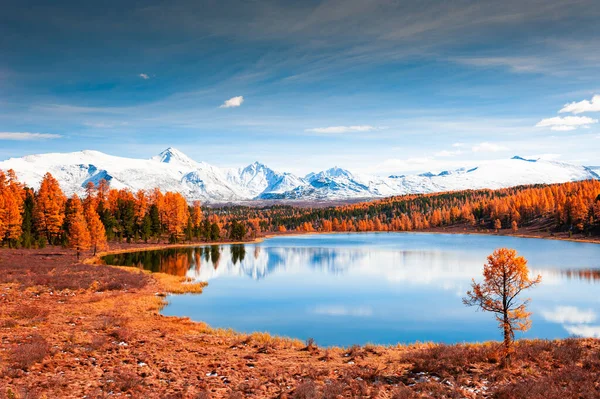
1,0 -> 600,176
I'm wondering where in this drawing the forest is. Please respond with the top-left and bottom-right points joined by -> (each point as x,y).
1,170 -> 600,252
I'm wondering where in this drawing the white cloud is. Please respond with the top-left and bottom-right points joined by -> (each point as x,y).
452,142 -> 465,148
535,115 -> 598,131
435,149 -> 463,157
564,325 -> 600,338
559,94 -> 600,114
550,125 -> 577,131
472,142 -> 509,152
453,56 -> 545,74
541,306 -> 596,324
305,125 -> 378,134
0,132 -> 63,141
220,96 -> 244,108
312,305 -> 373,317
139,73 -> 150,80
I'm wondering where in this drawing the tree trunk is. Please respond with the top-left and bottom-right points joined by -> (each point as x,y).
502,269 -> 511,368
503,312 -> 511,368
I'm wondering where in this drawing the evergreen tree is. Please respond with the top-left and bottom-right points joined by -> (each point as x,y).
210,222 -> 220,241
20,189 -> 36,248
149,204 -> 162,240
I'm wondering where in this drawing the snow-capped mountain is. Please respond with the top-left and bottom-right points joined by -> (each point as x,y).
225,162 -> 306,199
0,148 -> 597,203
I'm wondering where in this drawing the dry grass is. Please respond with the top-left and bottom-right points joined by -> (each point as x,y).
0,248 -> 149,291
151,272 -> 208,294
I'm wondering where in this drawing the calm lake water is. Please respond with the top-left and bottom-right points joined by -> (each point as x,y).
103,233 -> 600,346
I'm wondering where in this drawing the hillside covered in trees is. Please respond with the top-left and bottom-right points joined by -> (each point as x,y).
1,169 -> 599,251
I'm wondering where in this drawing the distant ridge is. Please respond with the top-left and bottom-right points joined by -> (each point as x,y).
0,148 -> 597,203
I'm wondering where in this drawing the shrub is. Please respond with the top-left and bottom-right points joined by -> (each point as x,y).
11,334 -> 50,370
11,305 -> 48,323
293,380 -> 317,399
321,381 -> 344,399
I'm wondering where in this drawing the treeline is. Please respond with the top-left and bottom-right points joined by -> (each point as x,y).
0,171 -> 248,253
208,180 -> 600,235
2,170 -> 600,253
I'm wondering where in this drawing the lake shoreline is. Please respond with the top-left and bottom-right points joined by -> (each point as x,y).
2,247 -> 600,397
88,226 -> 600,262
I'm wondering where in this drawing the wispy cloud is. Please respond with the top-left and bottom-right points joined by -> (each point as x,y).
535,115 -> 598,131
472,142 -> 509,152
139,73 -> 150,80
305,125 -> 379,134
564,325 -> 600,338
452,56 -> 546,74
435,149 -> 463,157
312,305 -> 373,317
541,306 -> 596,324
220,96 -> 244,108
559,94 -> 600,114
0,132 -> 62,141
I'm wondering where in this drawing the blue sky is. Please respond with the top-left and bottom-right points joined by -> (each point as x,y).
1,0 -> 599,175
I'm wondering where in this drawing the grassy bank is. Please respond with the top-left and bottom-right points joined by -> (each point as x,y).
1,248 -> 599,398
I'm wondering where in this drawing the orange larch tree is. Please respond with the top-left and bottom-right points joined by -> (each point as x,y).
67,194 -> 91,260
0,170 -> 24,245
163,192 -> 190,241
191,200 -> 203,233
35,173 -> 67,244
84,201 -> 108,255
463,248 -> 541,368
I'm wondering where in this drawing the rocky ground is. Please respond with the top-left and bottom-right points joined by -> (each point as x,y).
1,247 -> 600,398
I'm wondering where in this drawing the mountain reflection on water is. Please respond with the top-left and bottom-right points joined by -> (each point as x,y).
103,243 -> 600,284
102,233 -> 600,345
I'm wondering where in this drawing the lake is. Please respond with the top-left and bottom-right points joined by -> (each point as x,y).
102,233 -> 600,347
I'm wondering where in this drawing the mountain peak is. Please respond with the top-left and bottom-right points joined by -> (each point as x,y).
511,155 -> 537,162
153,147 -> 197,167
325,166 -> 352,177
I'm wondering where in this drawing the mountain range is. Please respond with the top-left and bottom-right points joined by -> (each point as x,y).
0,148 -> 598,203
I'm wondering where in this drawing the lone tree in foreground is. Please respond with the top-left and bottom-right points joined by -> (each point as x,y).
464,248 -> 541,368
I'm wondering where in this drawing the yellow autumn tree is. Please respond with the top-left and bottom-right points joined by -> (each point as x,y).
163,192 -> 190,241
494,218 -> 502,232
35,173 -> 67,244
67,194 -> 91,260
84,201 -> 108,255
191,200 -> 203,230
464,248 -> 541,367
0,170 -> 24,245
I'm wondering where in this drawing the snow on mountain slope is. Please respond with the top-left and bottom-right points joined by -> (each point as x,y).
225,162 -> 306,198
0,148 -> 597,203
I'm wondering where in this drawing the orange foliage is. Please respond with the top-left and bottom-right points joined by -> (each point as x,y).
162,192 -> 190,240
35,173 -> 67,243
0,170 -> 24,242
67,195 -> 91,259
464,248 -> 541,367
85,202 -> 108,255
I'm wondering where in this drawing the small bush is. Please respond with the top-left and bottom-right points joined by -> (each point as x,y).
321,380 -> 344,399
392,386 -> 418,399
88,334 -> 110,351
11,334 -> 50,370
293,380 -> 317,399
104,368 -> 143,392
11,305 -> 48,323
